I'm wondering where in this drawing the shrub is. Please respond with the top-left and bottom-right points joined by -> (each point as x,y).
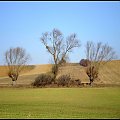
79,59 -> 90,67
32,73 -> 54,87
74,79 -> 81,86
57,74 -> 71,87
69,79 -> 81,86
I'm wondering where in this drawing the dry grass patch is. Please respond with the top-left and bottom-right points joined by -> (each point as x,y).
0,60 -> 120,86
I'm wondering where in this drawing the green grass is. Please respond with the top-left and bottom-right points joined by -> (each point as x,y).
0,87 -> 120,118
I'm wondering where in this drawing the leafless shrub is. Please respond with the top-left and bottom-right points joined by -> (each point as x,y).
57,74 -> 71,87
32,73 -> 54,87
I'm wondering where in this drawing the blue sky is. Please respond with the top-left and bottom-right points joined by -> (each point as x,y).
0,1 -> 120,65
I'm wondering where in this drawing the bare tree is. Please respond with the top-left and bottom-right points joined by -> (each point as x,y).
40,28 -> 80,79
5,47 -> 30,85
85,41 -> 116,86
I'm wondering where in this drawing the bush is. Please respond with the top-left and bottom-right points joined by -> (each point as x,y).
69,79 -> 81,86
32,73 -> 54,87
74,79 -> 81,86
79,59 -> 90,67
57,74 -> 71,87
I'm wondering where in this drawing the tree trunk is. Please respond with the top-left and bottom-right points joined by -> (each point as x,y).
89,78 -> 93,86
11,74 -> 18,86
12,80 -> 16,86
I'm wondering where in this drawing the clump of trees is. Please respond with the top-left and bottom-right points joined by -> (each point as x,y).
34,29 -> 117,87
5,47 -> 30,85
85,41 -> 116,86
40,28 -> 80,80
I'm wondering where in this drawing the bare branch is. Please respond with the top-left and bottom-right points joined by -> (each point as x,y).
5,47 -> 30,84
40,28 -> 80,78
85,41 -> 116,85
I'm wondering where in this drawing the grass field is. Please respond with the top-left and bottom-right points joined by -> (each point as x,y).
0,87 -> 120,118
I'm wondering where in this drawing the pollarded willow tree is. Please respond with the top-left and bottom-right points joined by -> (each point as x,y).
40,28 -> 80,79
5,47 -> 30,85
85,41 -> 116,86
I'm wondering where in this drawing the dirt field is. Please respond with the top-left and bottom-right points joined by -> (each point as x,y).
0,60 -> 120,86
